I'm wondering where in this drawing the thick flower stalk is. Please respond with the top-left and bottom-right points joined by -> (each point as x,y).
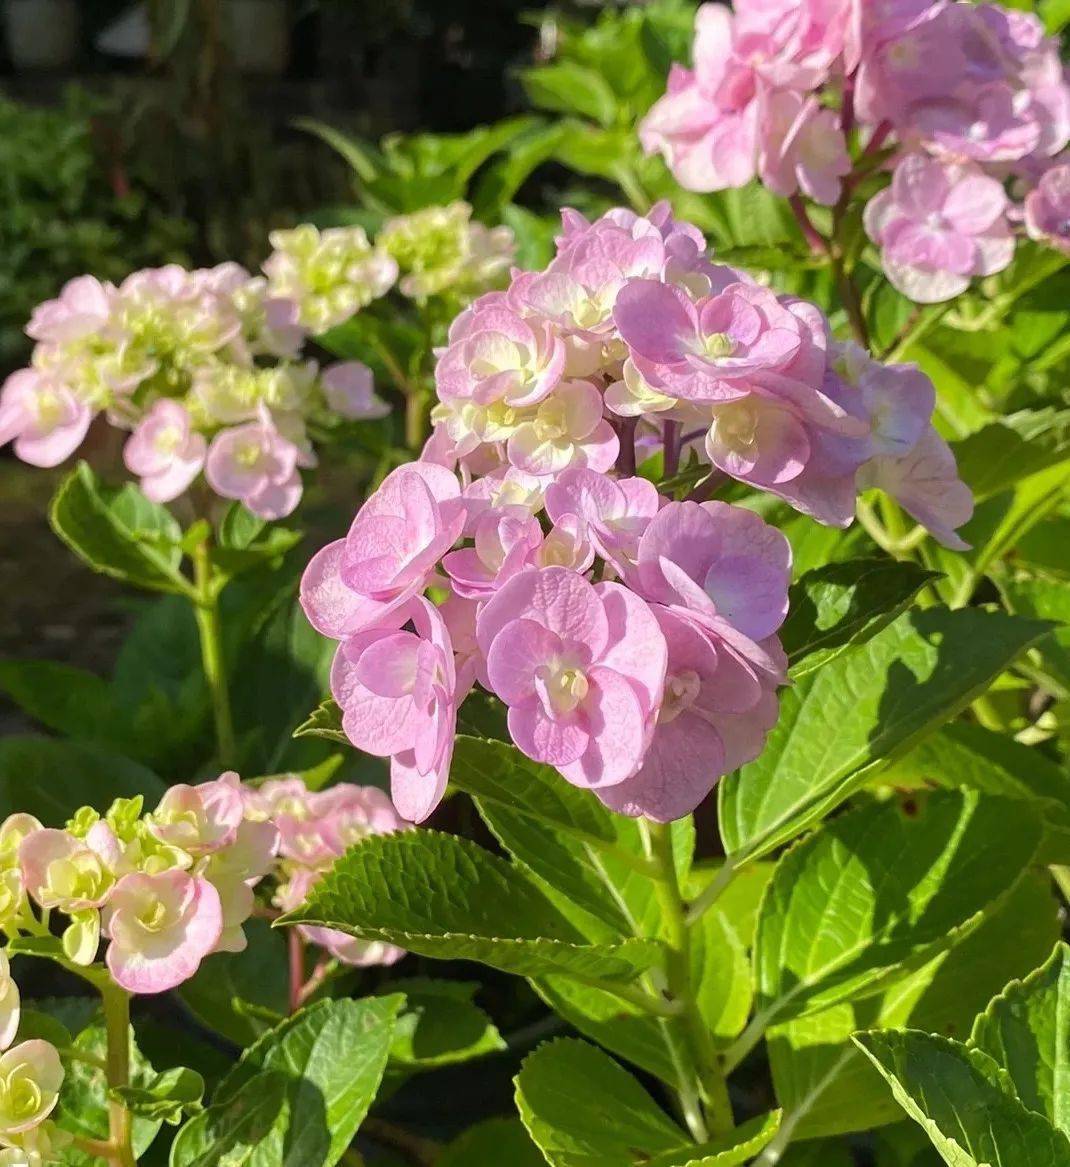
301,202 -> 972,824
640,0 -> 1070,303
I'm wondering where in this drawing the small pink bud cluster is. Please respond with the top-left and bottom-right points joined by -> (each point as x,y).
0,773 -> 407,997
0,954 -> 68,1164
641,1 -> 1070,302
0,256 -> 388,518
300,203 -> 973,824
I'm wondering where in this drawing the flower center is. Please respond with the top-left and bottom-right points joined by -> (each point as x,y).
659,670 -> 701,724
713,403 -> 759,451
701,332 -> 734,360
541,664 -> 590,716
532,399 -> 568,442
137,899 -> 171,933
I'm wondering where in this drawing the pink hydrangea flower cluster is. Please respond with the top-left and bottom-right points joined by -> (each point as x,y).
301,202 -> 973,824
641,1 -> 1070,302
0,773 -> 408,997
0,258 -> 388,518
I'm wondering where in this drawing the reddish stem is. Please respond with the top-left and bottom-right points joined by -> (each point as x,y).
288,930 -> 305,1014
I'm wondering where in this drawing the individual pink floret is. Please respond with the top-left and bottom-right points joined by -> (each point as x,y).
629,500 -> 792,642
477,567 -> 667,788
148,771 -> 245,857
104,870 -> 222,994
545,469 -> 661,573
1025,163 -> 1070,254
759,91 -> 852,206
301,463 -> 465,642
26,275 -> 112,344
614,280 -> 804,402
506,380 -> 620,476
597,606 -> 781,822
331,597 -> 460,822
857,425 -> 975,550
123,400 -> 207,504
443,509 -> 543,600
863,154 -> 1015,303
205,414 -> 304,519
0,370 -> 93,468
322,361 -> 390,420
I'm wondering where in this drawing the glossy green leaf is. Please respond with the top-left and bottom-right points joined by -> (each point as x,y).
281,830 -> 660,980
439,1118 -> 545,1167
452,736 -> 692,940
172,997 -> 402,1167
971,941 -> 1070,1134
719,607 -> 1051,863
520,61 -> 620,127
517,1038 -> 779,1167
56,1021 -> 162,1164
780,559 -> 939,677
516,1038 -> 777,1167
880,722 -> 1070,858
767,871 -> 1060,1140
111,1066 -> 204,1125
293,697 -> 348,745
855,1030 -> 1070,1166
49,461 -> 189,594
386,979 -> 505,1069
755,791 -> 1042,1028
950,408 -> 1070,502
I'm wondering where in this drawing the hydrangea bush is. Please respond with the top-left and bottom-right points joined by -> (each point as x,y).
0,2 -> 1069,1166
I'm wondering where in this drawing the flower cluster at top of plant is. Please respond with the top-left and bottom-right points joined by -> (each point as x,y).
300,200 -> 973,825
640,0 -> 1070,302
0,774 -> 408,1000
0,202 -> 515,517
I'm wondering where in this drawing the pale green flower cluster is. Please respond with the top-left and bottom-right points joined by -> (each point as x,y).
263,225 -> 399,333
378,202 -> 515,301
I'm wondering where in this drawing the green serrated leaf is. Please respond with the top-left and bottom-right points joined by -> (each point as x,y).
950,408 -> 1070,502
439,1117 -> 545,1166
281,830 -> 661,980
386,979 -> 505,1069
767,870 -> 1061,1141
754,791 -> 1042,1030
48,462 -> 190,595
719,607 -> 1051,864
854,1030 -> 1070,1166
172,997 -> 402,1167
514,1038 -> 689,1166
293,697 -> 349,745
971,941 -> 1070,1134
56,1021 -> 161,1164
112,1066 -> 204,1125
781,559 -> 940,677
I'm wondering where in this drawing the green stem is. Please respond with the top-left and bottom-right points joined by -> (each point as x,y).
405,386 -> 432,451
646,823 -> 734,1139
574,977 -> 683,1019
101,984 -> 136,1167
192,536 -> 237,766
685,856 -> 737,928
